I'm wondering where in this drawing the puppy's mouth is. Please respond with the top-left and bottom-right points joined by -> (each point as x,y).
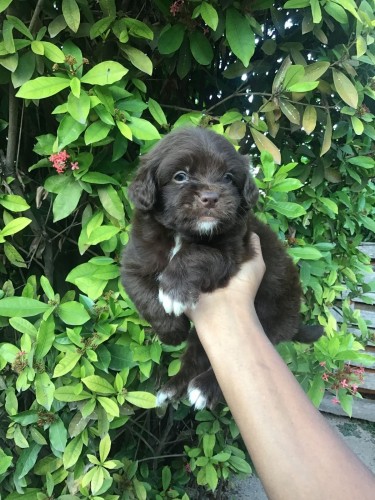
196,215 -> 219,235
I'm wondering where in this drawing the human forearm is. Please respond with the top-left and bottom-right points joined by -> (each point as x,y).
193,299 -> 375,500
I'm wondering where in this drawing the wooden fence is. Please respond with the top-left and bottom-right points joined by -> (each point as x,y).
319,243 -> 375,422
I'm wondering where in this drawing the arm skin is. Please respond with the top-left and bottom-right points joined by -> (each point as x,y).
187,233 -> 375,500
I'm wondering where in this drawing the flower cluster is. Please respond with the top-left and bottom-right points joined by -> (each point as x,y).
320,363 -> 365,404
170,0 -> 184,16
49,150 -> 79,174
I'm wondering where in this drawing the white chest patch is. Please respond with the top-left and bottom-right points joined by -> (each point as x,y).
169,234 -> 182,260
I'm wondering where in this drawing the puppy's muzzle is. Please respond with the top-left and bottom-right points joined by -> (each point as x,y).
199,191 -> 219,208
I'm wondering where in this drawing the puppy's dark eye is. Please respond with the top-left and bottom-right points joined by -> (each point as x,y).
223,172 -> 234,183
173,171 -> 189,183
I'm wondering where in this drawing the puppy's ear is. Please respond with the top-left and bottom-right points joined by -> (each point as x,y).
241,155 -> 259,207
128,156 -> 158,211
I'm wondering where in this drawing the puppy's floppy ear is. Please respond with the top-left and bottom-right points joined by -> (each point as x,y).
241,155 -> 259,207
128,156 -> 159,211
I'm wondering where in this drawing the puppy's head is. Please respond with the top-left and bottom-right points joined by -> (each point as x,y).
128,127 -> 258,236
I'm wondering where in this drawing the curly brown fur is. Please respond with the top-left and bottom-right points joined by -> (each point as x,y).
121,127 -> 323,409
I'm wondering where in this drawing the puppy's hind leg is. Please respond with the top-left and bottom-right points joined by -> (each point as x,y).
157,329 -> 210,407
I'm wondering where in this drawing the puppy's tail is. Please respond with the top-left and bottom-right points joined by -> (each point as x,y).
293,324 -> 324,343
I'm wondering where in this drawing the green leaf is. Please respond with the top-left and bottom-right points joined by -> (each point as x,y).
81,172 -> 119,185
0,217 -> 31,239
11,51 -> 36,89
279,99 -> 300,125
189,31 -> 214,65
267,201 -> 306,218
162,466 -> 172,491
57,114 -> 86,149
85,225 -> 120,245
35,316 -> 55,359
99,433 -> 111,462
302,105 -> 317,135
48,15 -> 67,37
205,462 -> 218,491
52,351 -> 81,377
16,77 -> 70,99
0,0 -> 13,13
49,418 -> 68,453
97,185 -> 125,221
67,91 -> 90,124
63,436 -> 83,469
288,246 -> 323,260
200,2 -> 219,31
81,61 -> 128,85
250,128 -> 281,164
347,156 -> 374,168
283,65 -> 304,89
320,112 -> 332,157
53,180 -> 82,222
9,317 -> 38,338
128,117 -> 160,141
35,372 -> 55,410
318,197 -> 338,214
4,242 -> 27,268
351,116 -> 364,135
82,375 -> 116,394
158,23 -> 185,54
287,81 -> 319,92
125,391 -> 156,409
14,443 -> 42,480
168,359 -> 181,376
271,178 -> 303,192
332,68 -> 358,109
62,0 -> 80,33
148,98 -> 167,126
97,396 -> 120,417
117,120 -> 133,140
122,45 -> 153,75
0,297 -> 50,317
125,18 -> 154,40
90,15 -> 114,39
84,121 -> 111,145
324,2 -> 348,23
6,15 -> 33,40
229,455 -> 252,474
0,449 -> 12,475
57,301 -> 90,325
41,42 -> 66,63
54,385 -> 92,402
303,61 -> 330,81
0,194 -> 30,212
226,8 -> 255,67
310,0 -> 322,23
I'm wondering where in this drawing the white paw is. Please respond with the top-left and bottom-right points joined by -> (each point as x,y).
158,289 -> 190,316
188,386 -> 208,410
156,389 -> 175,407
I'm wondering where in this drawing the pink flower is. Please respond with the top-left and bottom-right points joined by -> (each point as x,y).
71,161 -> 79,170
322,373 -> 329,382
331,397 -> 340,405
340,379 -> 349,388
319,361 -> 326,367
49,150 -> 70,174
170,0 -> 184,16
351,384 -> 358,394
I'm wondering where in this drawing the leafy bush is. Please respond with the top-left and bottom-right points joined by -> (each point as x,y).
0,0 -> 374,497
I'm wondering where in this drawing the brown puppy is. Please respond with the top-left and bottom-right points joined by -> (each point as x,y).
121,127 -> 323,409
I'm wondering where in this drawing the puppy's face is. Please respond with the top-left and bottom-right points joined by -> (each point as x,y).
129,128 -> 258,236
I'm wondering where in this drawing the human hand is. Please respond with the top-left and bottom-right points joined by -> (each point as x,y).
186,233 -> 266,323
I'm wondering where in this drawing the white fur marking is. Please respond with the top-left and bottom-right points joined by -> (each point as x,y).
188,386 -> 208,410
197,220 -> 218,235
158,289 -> 188,316
169,234 -> 182,260
156,389 -> 175,407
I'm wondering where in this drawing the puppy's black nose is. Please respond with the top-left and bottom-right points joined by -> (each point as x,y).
199,191 -> 219,207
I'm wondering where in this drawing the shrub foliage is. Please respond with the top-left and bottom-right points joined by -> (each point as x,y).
0,0 -> 374,497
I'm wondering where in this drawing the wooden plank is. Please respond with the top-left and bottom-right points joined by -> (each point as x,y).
359,243 -> 375,260
320,393 -> 375,422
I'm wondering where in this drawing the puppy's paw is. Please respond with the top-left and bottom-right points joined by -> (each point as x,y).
158,288 -> 196,316
156,387 -> 176,407
188,370 -> 222,410
188,386 -> 208,410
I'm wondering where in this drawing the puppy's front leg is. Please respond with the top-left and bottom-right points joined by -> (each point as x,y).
158,244 -> 236,316
122,270 -> 190,345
